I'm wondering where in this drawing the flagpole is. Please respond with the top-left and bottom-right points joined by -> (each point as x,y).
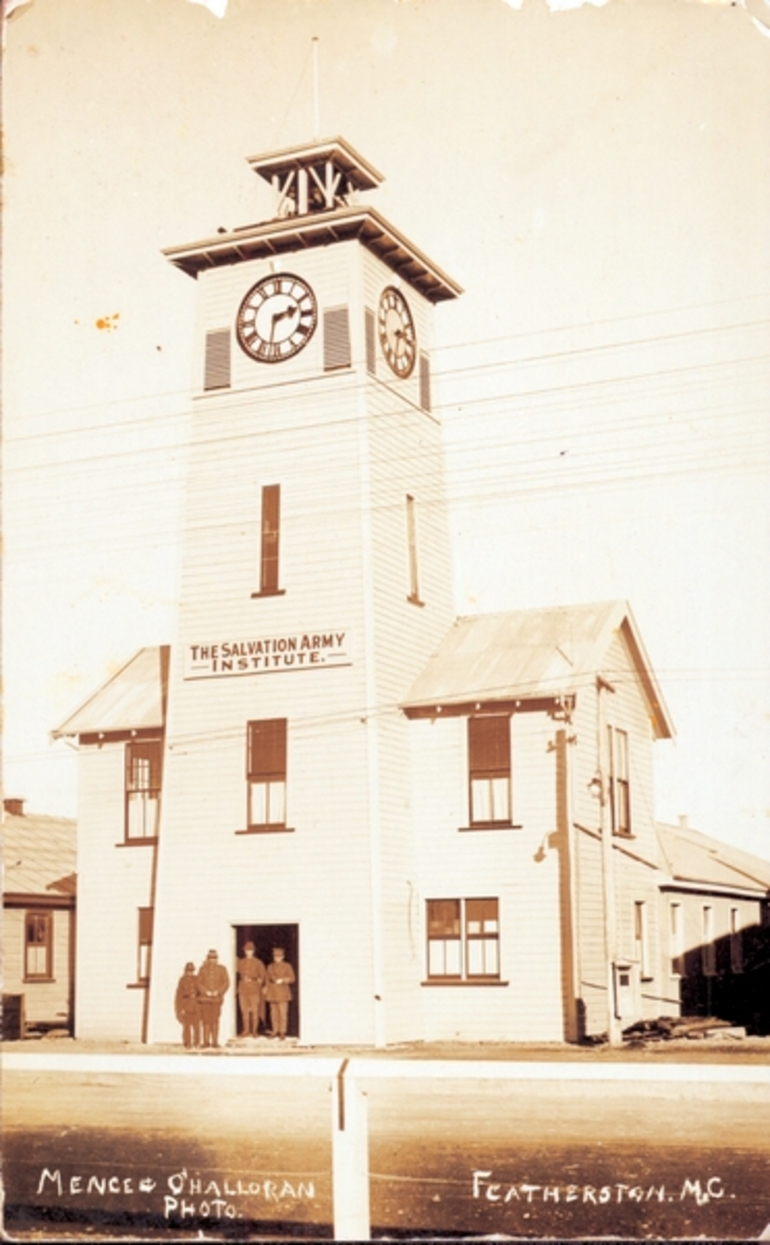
312,37 -> 320,140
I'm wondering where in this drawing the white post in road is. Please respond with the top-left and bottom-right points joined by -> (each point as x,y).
332,1057 -> 370,1240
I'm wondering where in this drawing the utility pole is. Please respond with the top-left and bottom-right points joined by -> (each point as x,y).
596,674 -> 623,1046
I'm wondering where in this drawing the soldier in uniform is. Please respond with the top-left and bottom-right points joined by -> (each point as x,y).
196,949 -> 230,1048
236,940 -> 266,1036
264,946 -> 296,1039
174,961 -> 201,1049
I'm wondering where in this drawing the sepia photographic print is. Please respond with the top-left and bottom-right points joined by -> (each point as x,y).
3,0 -> 770,1239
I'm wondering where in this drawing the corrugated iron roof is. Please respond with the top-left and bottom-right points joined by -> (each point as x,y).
402,600 -> 673,738
52,646 -> 169,739
657,821 -> 770,894
2,812 -> 77,897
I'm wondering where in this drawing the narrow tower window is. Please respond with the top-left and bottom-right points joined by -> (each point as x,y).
419,351 -> 431,412
405,494 -> 423,606
257,484 -> 282,596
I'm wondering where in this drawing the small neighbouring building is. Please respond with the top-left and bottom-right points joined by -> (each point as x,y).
2,799 -> 77,1036
52,134 -> 764,1047
657,818 -> 770,1034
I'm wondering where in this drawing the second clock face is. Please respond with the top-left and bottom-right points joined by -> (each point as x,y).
378,286 -> 417,378
236,273 -> 318,363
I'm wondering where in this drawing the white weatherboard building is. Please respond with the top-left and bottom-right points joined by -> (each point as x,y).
57,137 -> 747,1047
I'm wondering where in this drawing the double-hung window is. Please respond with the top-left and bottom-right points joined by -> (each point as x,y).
730,908 -> 744,974
426,898 -> 500,981
468,715 -> 511,826
257,484 -> 282,596
701,905 -> 716,976
608,726 -> 631,835
634,900 -> 652,980
137,907 -> 153,984
247,719 -> 287,830
24,911 -> 53,981
669,901 -> 685,976
125,739 -> 162,841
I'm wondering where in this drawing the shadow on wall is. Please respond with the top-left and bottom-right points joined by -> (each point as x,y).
678,911 -> 770,1035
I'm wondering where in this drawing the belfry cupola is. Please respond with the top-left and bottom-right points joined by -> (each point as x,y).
249,136 -> 383,219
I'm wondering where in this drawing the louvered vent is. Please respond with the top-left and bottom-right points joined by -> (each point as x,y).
204,329 -> 231,390
419,351 -> 431,412
365,307 -> 376,375
324,307 -> 351,371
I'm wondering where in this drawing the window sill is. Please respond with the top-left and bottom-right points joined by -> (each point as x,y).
421,979 -> 509,988
236,826 -> 295,836
459,823 -> 523,833
406,594 -> 425,609
250,589 -> 286,599
116,838 -> 158,848
612,830 -> 635,840
24,977 -> 55,985
127,981 -> 149,990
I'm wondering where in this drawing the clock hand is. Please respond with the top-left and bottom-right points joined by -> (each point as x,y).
272,303 -> 298,327
269,302 -> 298,345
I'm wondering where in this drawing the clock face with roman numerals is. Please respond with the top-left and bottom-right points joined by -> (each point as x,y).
378,285 -> 416,378
236,273 -> 317,363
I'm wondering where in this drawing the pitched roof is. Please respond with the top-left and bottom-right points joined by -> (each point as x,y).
52,645 -> 169,738
2,811 -> 77,897
657,821 -> 770,894
402,600 -> 673,738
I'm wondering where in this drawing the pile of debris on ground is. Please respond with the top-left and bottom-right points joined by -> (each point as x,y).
622,1015 -> 747,1043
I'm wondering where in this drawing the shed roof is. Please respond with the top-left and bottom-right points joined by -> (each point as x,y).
2,811 -> 77,898
657,821 -> 770,894
52,646 -> 169,739
402,600 -> 673,738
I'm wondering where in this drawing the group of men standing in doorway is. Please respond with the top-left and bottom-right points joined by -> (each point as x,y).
174,944 -> 296,1048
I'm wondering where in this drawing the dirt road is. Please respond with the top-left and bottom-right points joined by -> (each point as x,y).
3,1057 -> 769,1239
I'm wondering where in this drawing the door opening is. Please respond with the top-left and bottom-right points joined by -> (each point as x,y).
233,923 -> 299,1038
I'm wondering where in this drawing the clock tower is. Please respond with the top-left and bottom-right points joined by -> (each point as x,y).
146,138 -> 461,1046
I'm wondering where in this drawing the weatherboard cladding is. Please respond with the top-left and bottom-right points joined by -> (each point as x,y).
145,309 -> 455,1043
409,710 -> 565,1042
2,908 -> 72,1026
74,742 -> 154,1039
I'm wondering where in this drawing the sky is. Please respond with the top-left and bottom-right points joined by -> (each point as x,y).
4,0 -> 770,858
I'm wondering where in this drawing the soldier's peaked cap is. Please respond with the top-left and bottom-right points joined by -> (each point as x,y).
184,961 -> 195,971
207,949 -> 218,957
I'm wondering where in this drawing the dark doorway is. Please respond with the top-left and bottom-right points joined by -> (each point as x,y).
233,923 -> 299,1038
